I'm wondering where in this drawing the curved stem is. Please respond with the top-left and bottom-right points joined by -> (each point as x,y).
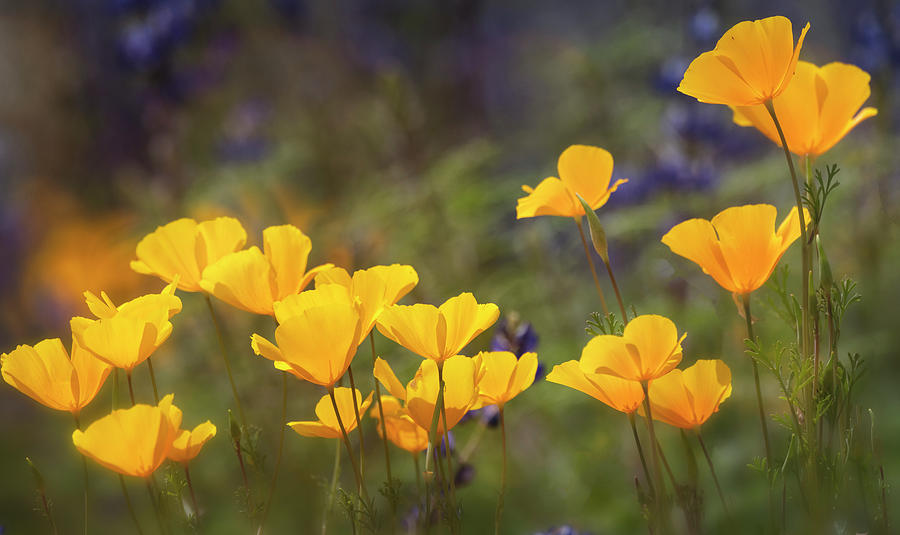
494,407 -> 507,535
119,475 -> 144,535
184,465 -> 200,524
127,372 -> 137,406
146,479 -> 168,535
146,358 -> 160,403
369,333 -> 396,525
696,430 -> 730,517
328,387 -> 367,501
628,412 -> 654,498
320,439 -> 341,535
641,381 -> 667,529
575,218 -> 610,315
258,371 -> 288,533
204,294 -> 247,427
346,367 -> 366,483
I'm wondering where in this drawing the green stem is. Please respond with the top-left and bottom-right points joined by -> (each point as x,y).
369,332 -> 397,526
112,368 -> 120,410
146,358 -> 160,403
146,479 -> 168,535
494,407 -> 507,535
696,430 -> 730,517
575,218 -> 610,315
346,367 -> 366,483
184,465 -> 200,524
641,381 -> 667,529
74,414 -> 89,535
604,258 -> 628,324
741,294 -> 773,465
258,372 -> 288,533
413,452 -> 423,503
437,365 -> 459,534
328,387 -> 367,501
423,367 -> 447,535
321,439 -> 341,535
127,372 -> 137,406
204,294 -> 247,427
119,475 -> 144,535
628,412 -> 654,498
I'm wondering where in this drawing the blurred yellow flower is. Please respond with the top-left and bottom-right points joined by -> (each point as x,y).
661,204 -> 810,295
475,351 -> 538,408
288,387 -> 373,439
72,394 -> 182,478
251,291 -> 363,387
200,224 -> 333,316
131,217 -> 247,292
678,16 -> 810,106
369,395 -> 430,453
731,61 -> 878,157
546,361 -> 644,414
376,292 -> 499,364
645,360 -> 732,429
516,145 -> 627,219
374,355 -> 480,434
168,421 -> 217,464
1,337 -> 112,415
71,282 -> 182,372
580,315 -> 685,383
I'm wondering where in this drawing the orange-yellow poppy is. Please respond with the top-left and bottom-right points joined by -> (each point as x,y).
168,421 -> 217,464
661,204 -> 810,295
475,351 -> 538,408
374,355 -> 480,435
731,61 -> 877,156
645,360 -> 732,429
580,315 -> 686,383
517,145 -> 627,219
131,217 -> 247,292
369,395 -> 430,453
288,388 -> 373,439
678,16 -> 810,106
200,224 -> 333,316
72,394 -> 182,478
376,293 -> 499,364
546,361 -> 644,414
1,337 -> 112,415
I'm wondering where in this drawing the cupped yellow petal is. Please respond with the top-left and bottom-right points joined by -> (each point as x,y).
435,293 -> 500,362
406,356 -> 478,434
349,264 -> 420,336
263,224 -> 313,299
377,303 -> 442,360
314,266 -> 353,288
290,388 -> 373,438
516,177 -> 578,219
557,145 -> 622,210
273,284 -> 352,325
374,357 -> 408,400
2,339 -> 77,412
168,421 -> 217,464
79,315 -> 166,372
647,359 -> 732,429
369,396 -> 430,453
582,315 -> 684,382
287,421 -> 341,439
661,218 -> 736,292
70,337 -> 113,411
476,351 -> 537,407
814,62 -> 877,155
196,217 -> 248,270
546,361 -> 644,414
200,247 -> 276,315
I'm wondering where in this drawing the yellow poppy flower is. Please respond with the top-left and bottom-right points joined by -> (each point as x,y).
546,361 -> 644,414
475,351 -> 538,408
200,224 -> 333,316
369,395 -> 430,453
71,283 -> 183,372
131,217 -> 247,292
645,360 -> 732,429
374,355 -> 480,434
1,337 -> 112,415
168,421 -> 217,464
580,315 -> 686,383
251,296 -> 363,387
730,61 -> 878,156
376,292 -> 499,364
516,145 -> 628,219
288,388 -> 373,439
72,394 -> 182,478
678,16 -> 810,106
661,204 -> 810,295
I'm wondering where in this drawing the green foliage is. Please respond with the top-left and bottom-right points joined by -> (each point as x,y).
586,311 -> 625,336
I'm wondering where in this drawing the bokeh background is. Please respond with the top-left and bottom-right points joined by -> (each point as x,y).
1,0 -> 899,533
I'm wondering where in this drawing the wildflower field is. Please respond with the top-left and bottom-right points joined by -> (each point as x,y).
1,3 -> 899,534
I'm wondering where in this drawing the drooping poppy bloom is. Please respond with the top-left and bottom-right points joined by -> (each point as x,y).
661,204 -> 810,295
168,421 -> 217,464
200,224 -> 333,316
475,351 -> 538,408
1,337 -> 112,415
678,16 -> 810,106
645,360 -> 732,429
546,361 -> 644,414
71,282 -> 183,372
580,315 -> 686,383
288,387 -> 373,439
251,291 -> 363,387
730,61 -> 878,157
374,355 -> 480,434
376,293 -> 499,364
369,395 -> 430,453
131,217 -> 247,292
72,394 -> 182,478
516,145 -> 628,219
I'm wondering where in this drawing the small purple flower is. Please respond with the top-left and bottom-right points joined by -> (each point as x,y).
490,314 -> 544,379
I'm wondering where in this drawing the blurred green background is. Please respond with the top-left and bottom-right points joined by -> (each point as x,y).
1,1 -> 898,533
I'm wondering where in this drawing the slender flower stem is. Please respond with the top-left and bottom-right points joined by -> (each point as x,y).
604,260 -> 629,324
413,452 -> 423,501
127,372 -> 137,406
423,370 -> 447,534
320,439 -> 341,535
741,294 -> 773,466
328,387 -> 367,501
119,475 -> 144,535
146,358 -> 160,403
764,100 -> 809,362
259,371 -> 288,533
184,465 -> 200,523
575,218 -> 610,315
627,412 -> 654,498
696,430 -> 730,517
232,434 -> 251,501
369,332 -> 396,524
641,381 -> 667,528
112,368 -> 120,410
204,294 -> 247,427
346,367 -> 366,482
494,407 -> 508,535
437,365 -> 459,534
74,415 -> 89,535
